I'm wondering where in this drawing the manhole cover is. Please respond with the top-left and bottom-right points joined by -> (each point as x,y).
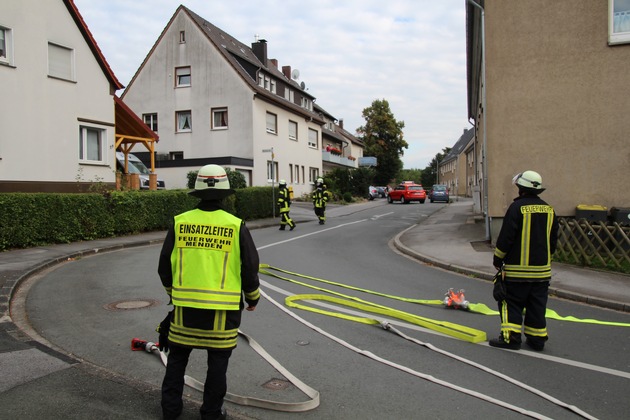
262,378 -> 290,390
103,299 -> 160,311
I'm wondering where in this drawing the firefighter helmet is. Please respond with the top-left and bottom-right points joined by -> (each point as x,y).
512,170 -> 545,193
279,179 -> 287,186
189,164 -> 235,199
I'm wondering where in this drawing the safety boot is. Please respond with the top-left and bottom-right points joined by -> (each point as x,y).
489,335 -> 521,350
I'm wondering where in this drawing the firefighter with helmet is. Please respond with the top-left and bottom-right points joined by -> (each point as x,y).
490,170 -> 558,351
157,164 -> 260,419
312,177 -> 329,225
277,179 -> 296,231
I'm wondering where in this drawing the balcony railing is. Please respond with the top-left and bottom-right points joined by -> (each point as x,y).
322,151 -> 356,168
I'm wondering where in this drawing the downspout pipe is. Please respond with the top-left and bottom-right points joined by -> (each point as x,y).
467,0 -> 490,241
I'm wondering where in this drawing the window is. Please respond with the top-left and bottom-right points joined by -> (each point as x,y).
48,42 -> 74,81
309,167 -> 319,183
176,110 -> 192,132
289,164 -> 294,183
266,112 -> 277,134
211,108 -> 228,129
284,88 -> 294,103
288,120 -> 298,140
267,160 -> 278,182
179,31 -> 186,43
169,151 -> 184,160
79,126 -> 105,162
294,164 -> 300,183
308,128 -> 318,148
0,26 -> 12,65
175,66 -> 191,87
610,0 -> 630,44
143,113 -> 158,132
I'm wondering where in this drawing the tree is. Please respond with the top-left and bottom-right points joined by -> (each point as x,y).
421,147 -> 450,187
397,168 -> 423,185
357,99 -> 408,185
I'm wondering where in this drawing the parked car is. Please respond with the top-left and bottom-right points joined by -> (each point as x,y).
429,184 -> 449,203
115,152 -> 166,190
387,183 -> 426,204
375,186 -> 388,198
368,185 -> 379,200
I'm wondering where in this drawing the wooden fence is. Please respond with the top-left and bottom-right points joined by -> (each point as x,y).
556,218 -> 630,271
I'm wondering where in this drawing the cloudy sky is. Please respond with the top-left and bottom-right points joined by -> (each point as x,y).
74,0 -> 471,169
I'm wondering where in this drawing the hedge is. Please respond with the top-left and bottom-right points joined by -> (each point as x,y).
0,187 -> 276,251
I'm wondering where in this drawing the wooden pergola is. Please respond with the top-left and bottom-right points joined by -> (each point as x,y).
113,96 -> 159,189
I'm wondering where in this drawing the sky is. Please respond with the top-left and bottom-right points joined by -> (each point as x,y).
74,0 -> 471,169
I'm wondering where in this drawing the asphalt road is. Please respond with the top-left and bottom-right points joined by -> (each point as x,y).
21,201 -> 630,419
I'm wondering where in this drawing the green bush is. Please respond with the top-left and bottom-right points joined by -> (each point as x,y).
0,187 -> 277,251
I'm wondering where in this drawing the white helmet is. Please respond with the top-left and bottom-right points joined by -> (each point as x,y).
512,170 -> 544,192
189,164 -> 234,199
279,179 -> 287,186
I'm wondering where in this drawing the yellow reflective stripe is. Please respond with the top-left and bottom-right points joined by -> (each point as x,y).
520,213 -> 531,265
494,248 -> 507,259
213,310 -> 226,330
524,325 -> 547,337
245,288 -> 260,301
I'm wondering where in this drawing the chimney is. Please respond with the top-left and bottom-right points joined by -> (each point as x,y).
339,119 -> 344,129
282,65 -> 292,79
270,59 -> 278,68
252,39 -> 267,65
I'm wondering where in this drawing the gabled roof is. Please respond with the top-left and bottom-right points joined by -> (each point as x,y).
442,127 -> 475,163
114,96 -> 159,141
63,0 -> 123,91
123,5 -> 323,124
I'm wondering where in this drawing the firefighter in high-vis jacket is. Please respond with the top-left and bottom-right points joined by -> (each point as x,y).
157,164 -> 260,420
490,170 -> 558,351
277,179 -> 296,231
312,177 -> 329,225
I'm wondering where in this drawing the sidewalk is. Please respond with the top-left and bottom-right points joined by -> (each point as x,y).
0,198 -> 628,418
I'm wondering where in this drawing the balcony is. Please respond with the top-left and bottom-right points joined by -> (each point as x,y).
322,151 -> 357,168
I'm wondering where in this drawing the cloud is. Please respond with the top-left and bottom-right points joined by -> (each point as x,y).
74,0 -> 470,169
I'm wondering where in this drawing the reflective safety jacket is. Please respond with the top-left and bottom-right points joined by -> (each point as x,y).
312,188 -> 329,209
277,187 -> 291,213
493,194 -> 559,281
170,208 -> 243,310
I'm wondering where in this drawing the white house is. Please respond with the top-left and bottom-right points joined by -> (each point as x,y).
0,0 -> 125,192
121,5 -> 362,196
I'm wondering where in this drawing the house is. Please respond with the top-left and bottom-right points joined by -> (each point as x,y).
121,5 -> 363,196
0,0 -> 157,193
438,127 -> 475,198
466,0 -> 630,241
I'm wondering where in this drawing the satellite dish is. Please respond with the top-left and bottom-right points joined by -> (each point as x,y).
300,81 -> 306,90
291,69 -> 300,80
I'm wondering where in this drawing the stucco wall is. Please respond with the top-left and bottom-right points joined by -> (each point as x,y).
484,0 -> 630,218
0,0 -> 116,187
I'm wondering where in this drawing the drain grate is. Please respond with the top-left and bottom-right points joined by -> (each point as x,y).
262,378 -> 290,391
103,299 -> 160,311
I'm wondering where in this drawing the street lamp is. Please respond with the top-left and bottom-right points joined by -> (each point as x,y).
262,147 -> 275,218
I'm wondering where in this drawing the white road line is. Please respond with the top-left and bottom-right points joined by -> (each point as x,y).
256,219 -> 367,250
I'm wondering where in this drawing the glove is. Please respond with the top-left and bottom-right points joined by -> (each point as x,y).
492,267 -> 507,302
156,311 -> 173,352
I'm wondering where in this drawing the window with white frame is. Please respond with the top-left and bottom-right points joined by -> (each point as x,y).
79,126 -> 105,163
176,110 -> 192,132
211,108 -> 228,129
308,128 -> 318,148
0,26 -> 13,65
143,113 -> 158,132
284,87 -> 294,103
294,164 -> 300,183
175,66 -> 191,87
610,0 -> 630,44
266,112 -> 277,134
179,31 -> 186,43
288,120 -> 298,140
48,42 -> 74,81
267,160 -> 278,182
289,164 -> 294,183
309,167 -> 319,183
